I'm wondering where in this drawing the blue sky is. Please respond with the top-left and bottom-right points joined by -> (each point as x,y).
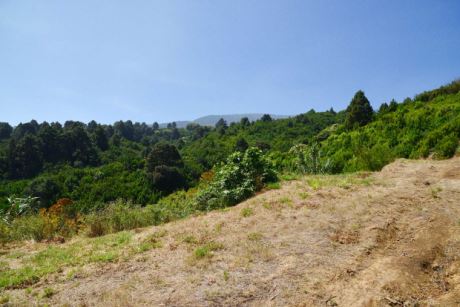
1,0 -> 460,125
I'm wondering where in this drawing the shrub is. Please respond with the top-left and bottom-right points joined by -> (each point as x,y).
85,201 -> 152,237
289,142 -> 331,174
195,147 -> 277,211
434,133 -> 458,159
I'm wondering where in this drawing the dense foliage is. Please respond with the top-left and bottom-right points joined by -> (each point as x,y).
0,80 -> 459,243
195,147 -> 277,211
322,85 -> 460,172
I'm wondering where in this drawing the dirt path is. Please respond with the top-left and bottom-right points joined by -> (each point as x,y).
6,158 -> 460,306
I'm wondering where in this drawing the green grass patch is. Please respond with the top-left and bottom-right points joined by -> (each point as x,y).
240,207 -> 254,217
266,182 -> 281,190
280,173 -> 301,181
0,231 -> 134,289
193,241 -> 224,260
41,287 -> 55,298
305,173 -> 373,190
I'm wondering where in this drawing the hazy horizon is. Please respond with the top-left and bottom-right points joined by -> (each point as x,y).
2,1 -> 460,125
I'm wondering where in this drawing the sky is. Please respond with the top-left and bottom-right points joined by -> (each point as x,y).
1,0 -> 460,125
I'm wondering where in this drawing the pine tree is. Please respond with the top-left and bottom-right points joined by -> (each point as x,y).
345,90 -> 374,129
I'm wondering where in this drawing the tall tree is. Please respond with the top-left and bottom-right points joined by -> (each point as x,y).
146,143 -> 183,172
0,122 -> 13,140
8,135 -> 43,178
260,114 -> 272,122
235,137 -> 249,152
344,90 -> 374,129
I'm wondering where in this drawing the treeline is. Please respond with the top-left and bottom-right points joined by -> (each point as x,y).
0,119 -> 210,211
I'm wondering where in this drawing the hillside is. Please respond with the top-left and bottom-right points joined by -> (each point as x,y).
1,157 -> 459,306
1,81 -> 458,213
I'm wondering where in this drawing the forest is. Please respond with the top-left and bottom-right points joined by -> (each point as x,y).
0,80 -> 459,242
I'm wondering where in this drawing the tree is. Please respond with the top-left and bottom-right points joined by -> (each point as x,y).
215,118 -> 228,135
152,122 -> 159,130
24,177 -> 61,208
379,102 -> 389,114
64,125 -> 99,166
37,123 -> 62,163
388,99 -> 398,112
87,120 -> 98,134
8,135 -> 43,178
344,90 -> 374,129
0,123 -> 13,140
151,165 -> 185,192
93,126 -> 109,151
235,137 -> 249,152
215,118 -> 227,129
261,114 -> 272,122
240,117 -> 250,127
146,143 -> 183,172
114,120 -> 134,140
170,128 -> 180,140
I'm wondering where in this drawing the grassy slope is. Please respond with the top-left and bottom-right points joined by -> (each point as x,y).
1,157 -> 459,306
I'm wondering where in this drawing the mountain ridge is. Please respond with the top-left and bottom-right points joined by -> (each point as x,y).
159,113 -> 289,128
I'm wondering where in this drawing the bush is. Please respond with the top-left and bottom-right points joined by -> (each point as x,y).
85,201 -> 164,237
195,147 -> 277,211
289,142 -> 331,174
434,133 -> 458,159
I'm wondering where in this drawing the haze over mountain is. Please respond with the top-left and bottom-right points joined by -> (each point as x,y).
159,113 -> 288,128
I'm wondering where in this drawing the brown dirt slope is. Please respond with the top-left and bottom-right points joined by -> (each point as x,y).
5,158 -> 460,306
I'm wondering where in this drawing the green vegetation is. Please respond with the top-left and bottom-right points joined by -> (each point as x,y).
240,207 -> 254,218
0,231 -> 134,288
193,241 -> 224,260
0,80 -> 459,246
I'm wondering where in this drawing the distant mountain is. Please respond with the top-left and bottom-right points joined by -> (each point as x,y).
159,113 -> 288,128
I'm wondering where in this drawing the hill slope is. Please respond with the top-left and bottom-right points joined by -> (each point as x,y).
2,157 -> 460,306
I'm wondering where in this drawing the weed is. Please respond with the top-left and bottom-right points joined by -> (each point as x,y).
182,235 -> 198,244
279,197 -> 293,206
137,235 -> 163,252
298,192 -> 309,199
223,270 -> 230,281
0,294 -> 9,303
307,178 -> 321,190
280,173 -> 300,181
41,287 -> 55,298
247,232 -> 263,241
193,242 -> 224,259
262,202 -> 272,210
240,207 -> 254,218
65,268 -> 79,280
214,221 -> 225,233
152,229 -> 167,238
266,182 -> 281,190
431,187 -> 442,198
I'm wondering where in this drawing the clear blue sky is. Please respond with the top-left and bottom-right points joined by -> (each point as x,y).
1,1 -> 460,125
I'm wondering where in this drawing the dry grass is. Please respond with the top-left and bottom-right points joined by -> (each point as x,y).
1,158 -> 460,306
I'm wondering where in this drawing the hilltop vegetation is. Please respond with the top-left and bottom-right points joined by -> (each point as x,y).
0,80 -> 459,244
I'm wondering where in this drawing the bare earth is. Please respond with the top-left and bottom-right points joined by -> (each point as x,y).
6,158 -> 460,306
